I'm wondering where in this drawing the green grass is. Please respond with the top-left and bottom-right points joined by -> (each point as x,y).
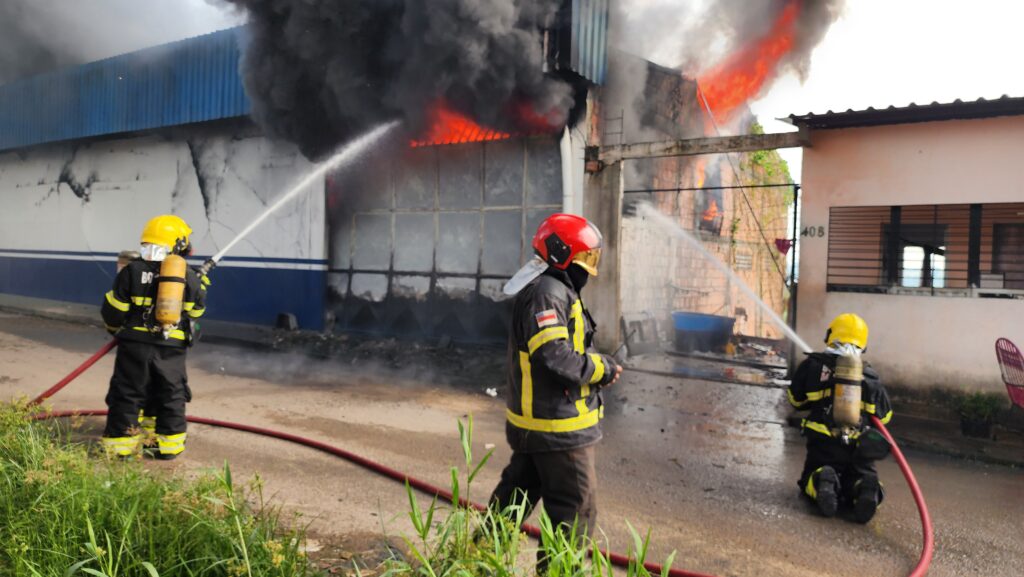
0,403 -> 675,577
380,415 -> 677,577
0,401 -> 310,577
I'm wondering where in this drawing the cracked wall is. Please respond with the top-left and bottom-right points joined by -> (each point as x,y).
0,123 -> 327,328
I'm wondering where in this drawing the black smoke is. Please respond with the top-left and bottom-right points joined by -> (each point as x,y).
225,0 -> 576,159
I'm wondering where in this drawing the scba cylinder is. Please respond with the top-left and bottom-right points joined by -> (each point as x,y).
155,255 -> 187,336
832,353 -> 864,428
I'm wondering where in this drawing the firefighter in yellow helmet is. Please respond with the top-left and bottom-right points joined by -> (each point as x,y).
787,313 -> 893,523
100,215 -> 213,460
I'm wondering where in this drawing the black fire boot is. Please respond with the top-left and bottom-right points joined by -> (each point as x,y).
814,466 -> 840,518
853,477 -> 881,524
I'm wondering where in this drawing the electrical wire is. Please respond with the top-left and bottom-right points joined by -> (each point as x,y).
695,83 -> 791,285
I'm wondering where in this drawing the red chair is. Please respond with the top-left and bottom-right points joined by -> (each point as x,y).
994,338 -> 1024,409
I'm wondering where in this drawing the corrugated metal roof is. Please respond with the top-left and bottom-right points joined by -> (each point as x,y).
786,95 -> 1024,130
0,27 -> 250,152
571,0 -> 609,85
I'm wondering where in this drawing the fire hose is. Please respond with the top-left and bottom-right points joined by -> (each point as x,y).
30,341 -> 933,577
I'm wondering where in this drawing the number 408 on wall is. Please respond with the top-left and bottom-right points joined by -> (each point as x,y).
801,226 -> 826,238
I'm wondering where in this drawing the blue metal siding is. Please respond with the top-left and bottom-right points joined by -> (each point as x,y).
571,0 -> 608,85
0,27 -> 250,152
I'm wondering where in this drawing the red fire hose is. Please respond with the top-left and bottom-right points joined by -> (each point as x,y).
870,415 -> 934,577
31,340 -> 932,577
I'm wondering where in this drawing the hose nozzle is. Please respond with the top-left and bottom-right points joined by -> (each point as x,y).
197,258 -> 217,277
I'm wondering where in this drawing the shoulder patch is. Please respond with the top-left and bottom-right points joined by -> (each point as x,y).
820,365 -> 832,382
535,309 -> 559,328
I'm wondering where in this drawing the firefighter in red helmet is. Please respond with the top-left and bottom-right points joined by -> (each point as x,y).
489,213 -> 623,566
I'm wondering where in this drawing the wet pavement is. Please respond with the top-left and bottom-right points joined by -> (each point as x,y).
0,311 -> 1021,576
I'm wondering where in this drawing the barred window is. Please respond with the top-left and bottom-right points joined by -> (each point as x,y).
827,203 -> 1024,296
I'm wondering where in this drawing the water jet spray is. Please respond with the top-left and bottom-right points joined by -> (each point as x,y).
196,121 -> 400,275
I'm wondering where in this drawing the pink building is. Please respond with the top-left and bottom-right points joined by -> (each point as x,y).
788,97 -> 1024,393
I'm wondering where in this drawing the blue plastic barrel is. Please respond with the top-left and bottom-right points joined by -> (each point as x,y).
671,312 -> 736,353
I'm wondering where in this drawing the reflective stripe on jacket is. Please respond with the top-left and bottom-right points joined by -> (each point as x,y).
788,352 -> 893,438
101,258 -> 207,348
505,269 -> 617,453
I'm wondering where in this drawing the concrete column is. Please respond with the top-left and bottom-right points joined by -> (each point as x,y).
583,160 -> 623,352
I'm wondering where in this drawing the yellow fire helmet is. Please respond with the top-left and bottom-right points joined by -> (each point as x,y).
825,313 -> 869,350
140,214 -> 192,252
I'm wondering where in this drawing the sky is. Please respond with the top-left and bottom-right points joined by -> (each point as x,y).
749,0 -> 1024,181
9,0 -> 1024,183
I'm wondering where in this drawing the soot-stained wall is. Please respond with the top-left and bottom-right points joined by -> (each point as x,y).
326,137 -> 563,343
0,121 -> 327,329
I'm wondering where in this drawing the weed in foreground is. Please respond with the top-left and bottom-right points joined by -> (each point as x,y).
0,402 -> 310,577
380,415 -> 678,577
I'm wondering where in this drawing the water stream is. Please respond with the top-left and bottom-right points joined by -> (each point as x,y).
637,202 -> 813,354
211,121 -> 401,263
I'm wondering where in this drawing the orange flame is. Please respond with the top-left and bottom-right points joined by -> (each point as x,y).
697,0 -> 801,121
411,102 -> 512,147
702,199 -> 721,222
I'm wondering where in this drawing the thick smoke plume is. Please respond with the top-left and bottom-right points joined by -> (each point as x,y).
225,0 -> 576,159
615,0 -> 844,79
610,0 -> 844,132
0,0 -> 240,85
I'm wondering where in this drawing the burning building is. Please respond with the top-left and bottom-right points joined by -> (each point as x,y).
0,2 -> 609,342
0,0 -> 826,351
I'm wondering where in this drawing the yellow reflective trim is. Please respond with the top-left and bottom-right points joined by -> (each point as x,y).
104,323 -> 121,332
519,351 -> 533,419
201,275 -> 211,287
105,291 -> 130,312
527,326 -> 569,355
588,353 -> 605,385
130,296 -> 153,306
157,432 -> 187,455
575,384 -> 591,416
805,467 -> 825,499
801,418 -> 833,437
183,302 -> 195,311
187,307 -> 205,318
878,409 -> 893,425
806,389 -> 831,401
787,388 -> 808,408
505,408 -> 601,433
131,327 -> 186,340
570,300 -> 584,353
101,435 -> 140,456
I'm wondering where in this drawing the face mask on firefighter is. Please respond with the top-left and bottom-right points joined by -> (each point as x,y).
140,243 -> 170,262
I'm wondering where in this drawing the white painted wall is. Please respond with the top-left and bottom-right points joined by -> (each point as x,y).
0,128 -> 325,266
798,115 -> 1024,392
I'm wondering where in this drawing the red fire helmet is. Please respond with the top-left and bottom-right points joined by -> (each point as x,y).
532,213 -> 603,276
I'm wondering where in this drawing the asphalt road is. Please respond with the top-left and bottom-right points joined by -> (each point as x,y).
0,312 -> 1020,576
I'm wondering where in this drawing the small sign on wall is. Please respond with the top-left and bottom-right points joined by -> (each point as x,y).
735,252 -> 753,270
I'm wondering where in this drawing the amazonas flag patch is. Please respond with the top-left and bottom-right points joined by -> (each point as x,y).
535,309 -> 559,328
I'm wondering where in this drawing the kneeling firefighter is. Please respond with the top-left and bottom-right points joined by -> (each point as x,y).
489,214 -> 623,567
788,313 -> 893,523
100,215 -> 214,460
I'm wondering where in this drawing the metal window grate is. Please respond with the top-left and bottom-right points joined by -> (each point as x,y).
827,202 -> 1024,295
